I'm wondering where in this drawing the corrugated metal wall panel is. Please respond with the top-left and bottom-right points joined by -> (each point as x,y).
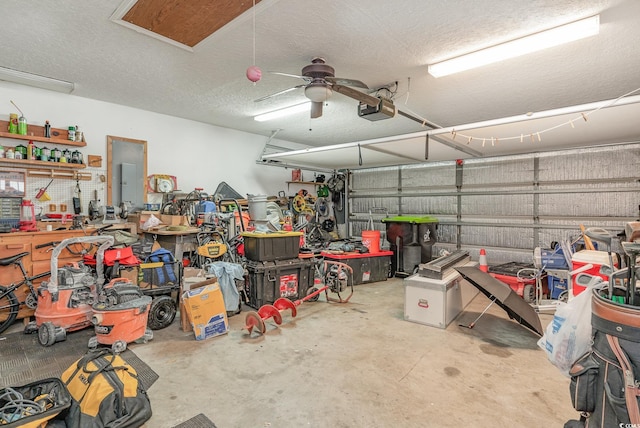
349,143 -> 640,266
538,145 -> 640,181
538,192 -> 636,217
400,196 -> 457,215
462,157 -> 534,185
461,194 -> 533,216
401,163 -> 456,187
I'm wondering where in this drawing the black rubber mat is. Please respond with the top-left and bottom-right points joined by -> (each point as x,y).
172,413 -> 217,428
0,327 -> 158,390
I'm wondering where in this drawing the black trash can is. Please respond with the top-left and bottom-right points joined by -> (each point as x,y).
381,215 -> 438,276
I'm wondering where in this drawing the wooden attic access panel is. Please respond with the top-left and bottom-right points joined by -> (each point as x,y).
122,0 -> 261,47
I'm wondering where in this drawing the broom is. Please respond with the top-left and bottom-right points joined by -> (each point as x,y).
36,179 -> 54,202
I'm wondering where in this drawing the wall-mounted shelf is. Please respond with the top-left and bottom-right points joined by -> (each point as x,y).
0,158 -> 85,170
0,120 -> 87,147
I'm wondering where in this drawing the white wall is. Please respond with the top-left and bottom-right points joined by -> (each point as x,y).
0,81 -> 313,210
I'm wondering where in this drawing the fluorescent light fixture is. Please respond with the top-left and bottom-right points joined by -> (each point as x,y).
0,66 -> 75,94
428,15 -> 600,78
254,102 -> 311,122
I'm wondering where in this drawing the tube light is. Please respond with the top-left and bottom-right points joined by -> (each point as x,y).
0,66 -> 75,94
428,15 -> 600,78
254,102 -> 310,122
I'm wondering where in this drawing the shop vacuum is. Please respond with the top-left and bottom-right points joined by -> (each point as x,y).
90,278 -> 153,353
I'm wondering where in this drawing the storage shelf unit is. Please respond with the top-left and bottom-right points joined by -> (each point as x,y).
0,120 -> 87,172
0,158 -> 85,169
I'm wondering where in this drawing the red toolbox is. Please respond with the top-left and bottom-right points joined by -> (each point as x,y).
488,262 -> 538,302
321,251 -> 393,285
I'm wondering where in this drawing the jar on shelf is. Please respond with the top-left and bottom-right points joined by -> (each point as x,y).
75,126 -> 83,142
41,146 -> 50,162
6,149 -> 14,159
15,144 -> 27,159
68,126 -> 76,141
61,148 -> 71,163
53,147 -> 61,162
71,149 -> 80,164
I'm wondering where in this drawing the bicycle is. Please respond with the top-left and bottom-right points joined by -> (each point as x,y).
0,252 -> 51,334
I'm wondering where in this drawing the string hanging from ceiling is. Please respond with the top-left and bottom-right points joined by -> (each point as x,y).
245,0 -> 261,83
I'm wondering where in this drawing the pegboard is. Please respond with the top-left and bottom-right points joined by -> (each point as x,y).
21,167 -> 108,216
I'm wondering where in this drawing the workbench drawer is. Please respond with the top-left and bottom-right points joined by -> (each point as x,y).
31,232 -> 91,261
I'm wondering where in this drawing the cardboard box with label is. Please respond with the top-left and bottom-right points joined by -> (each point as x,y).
181,280 -> 229,340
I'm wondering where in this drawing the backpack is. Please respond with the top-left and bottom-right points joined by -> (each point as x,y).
61,349 -> 152,428
144,248 -> 177,285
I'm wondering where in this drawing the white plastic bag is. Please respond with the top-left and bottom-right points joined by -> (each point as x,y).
142,214 -> 161,231
537,287 -> 593,377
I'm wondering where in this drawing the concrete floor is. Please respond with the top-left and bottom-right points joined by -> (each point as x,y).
134,276 -> 577,428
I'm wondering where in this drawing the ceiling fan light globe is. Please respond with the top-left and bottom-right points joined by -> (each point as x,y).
305,84 -> 332,102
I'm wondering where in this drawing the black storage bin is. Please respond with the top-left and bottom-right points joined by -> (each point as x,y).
242,231 -> 303,262
246,258 -> 315,309
321,251 -> 393,285
382,216 -> 438,275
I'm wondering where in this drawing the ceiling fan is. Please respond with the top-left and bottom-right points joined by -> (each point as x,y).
254,57 -> 381,119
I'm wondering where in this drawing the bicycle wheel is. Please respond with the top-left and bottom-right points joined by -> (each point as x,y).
0,286 -> 19,334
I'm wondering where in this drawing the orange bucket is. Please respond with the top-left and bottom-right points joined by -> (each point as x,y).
361,230 -> 381,253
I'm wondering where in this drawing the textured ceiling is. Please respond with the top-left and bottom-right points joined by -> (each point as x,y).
1,0 -> 639,166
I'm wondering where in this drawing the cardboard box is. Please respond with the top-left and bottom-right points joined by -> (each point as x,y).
118,265 -> 140,285
181,280 -> 228,340
183,267 -> 206,283
138,211 -> 190,230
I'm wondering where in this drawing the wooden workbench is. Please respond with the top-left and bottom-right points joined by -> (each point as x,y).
0,229 -> 89,322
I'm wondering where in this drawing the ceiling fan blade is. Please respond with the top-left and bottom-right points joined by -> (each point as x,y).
254,85 -> 306,102
333,84 -> 380,107
270,72 -> 313,83
326,77 -> 368,89
310,101 -> 323,118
